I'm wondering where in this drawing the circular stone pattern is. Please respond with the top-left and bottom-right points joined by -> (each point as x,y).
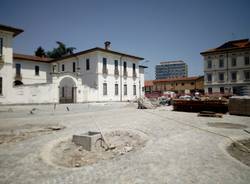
49,130 -> 147,168
227,139 -> 250,167
207,122 -> 248,129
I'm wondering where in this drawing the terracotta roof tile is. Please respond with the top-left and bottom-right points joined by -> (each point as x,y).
13,53 -> 52,63
201,39 -> 250,55
153,76 -> 203,83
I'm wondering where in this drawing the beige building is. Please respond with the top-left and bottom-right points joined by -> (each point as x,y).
145,76 -> 204,95
200,39 -> 250,95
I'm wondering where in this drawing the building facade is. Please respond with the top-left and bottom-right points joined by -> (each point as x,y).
200,39 -> 250,95
155,60 -> 188,79
145,76 -> 204,95
0,24 -> 145,104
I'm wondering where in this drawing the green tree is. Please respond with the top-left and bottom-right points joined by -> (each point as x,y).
35,46 -> 46,57
46,41 -> 76,59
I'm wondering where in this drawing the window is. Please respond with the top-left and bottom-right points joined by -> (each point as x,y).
133,85 -> 136,95
219,59 -> 224,68
103,83 -> 107,95
62,64 -> 65,71
220,87 -> 224,94
219,73 -> 224,81
208,87 -> 212,94
207,60 -> 212,68
52,65 -> 57,73
115,84 -> 118,95
103,58 -> 107,74
124,84 -> 127,95
16,63 -> 21,75
114,60 -> 119,75
123,61 -> 127,75
86,59 -> 90,70
0,77 -> 2,95
133,63 -> 136,77
244,71 -> 250,80
133,63 -> 136,71
231,58 -> 236,67
114,60 -> 118,69
231,72 -> 237,81
191,82 -> 194,85
245,56 -> 250,65
207,73 -> 212,82
73,62 -> 76,72
181,83 -> 184,86
35,66 -> 39,76
0,38 -> 3,57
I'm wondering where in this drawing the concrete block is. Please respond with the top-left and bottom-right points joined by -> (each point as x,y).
72,131 -> 102,151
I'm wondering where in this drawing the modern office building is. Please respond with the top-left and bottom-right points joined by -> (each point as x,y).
155,60 -> 188,79
200,39 -> 250,95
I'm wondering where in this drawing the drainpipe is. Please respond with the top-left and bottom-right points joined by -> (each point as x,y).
120,56 -> 123,101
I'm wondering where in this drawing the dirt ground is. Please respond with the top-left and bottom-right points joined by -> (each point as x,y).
0,124 -> 65,144
0,102 -> 250,184
51,130 -> 147,168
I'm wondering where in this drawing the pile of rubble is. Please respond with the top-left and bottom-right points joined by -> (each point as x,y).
50,130 -> 147,168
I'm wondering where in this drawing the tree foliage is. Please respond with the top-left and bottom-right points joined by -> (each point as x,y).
35,46 -> 46,57
34,42 -> 76,59
46,41 -> 76,59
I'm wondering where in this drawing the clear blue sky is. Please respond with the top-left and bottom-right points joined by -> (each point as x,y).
1,0 -> 250,79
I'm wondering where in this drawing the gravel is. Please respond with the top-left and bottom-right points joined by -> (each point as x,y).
0,102 -> 250,184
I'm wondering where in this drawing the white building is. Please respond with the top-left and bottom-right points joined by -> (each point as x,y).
0,24 -> 146,104
200,39 -> 250,95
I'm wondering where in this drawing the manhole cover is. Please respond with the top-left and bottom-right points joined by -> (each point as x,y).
207,122 -> 247,129
47,130 -> 148,168
227,139 -> 250,167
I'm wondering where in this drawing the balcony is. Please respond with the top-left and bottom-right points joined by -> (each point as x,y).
114,68 -> 119,76
15,73 -> 22,81
133,71 -> 137,78
102,67 -> 108,75
218,80 -> 225,83
123,70 -> 128,77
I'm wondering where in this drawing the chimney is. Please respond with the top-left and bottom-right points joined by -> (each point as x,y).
104,41 -> 111,50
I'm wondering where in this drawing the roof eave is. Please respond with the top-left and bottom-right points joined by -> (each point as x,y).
51,47 -> 144,62
200,46 -> 250,55
0,24 -> 24,37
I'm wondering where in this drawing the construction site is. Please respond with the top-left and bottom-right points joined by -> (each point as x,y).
0,99 -> 249,184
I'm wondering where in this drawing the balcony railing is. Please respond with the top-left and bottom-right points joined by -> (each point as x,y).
0,55 -> 4,64
103,67 -> 108,74
133,71 -> 137,78
15,73 -> 22,81
114,68 -> 119,76
123,70 -> 128,77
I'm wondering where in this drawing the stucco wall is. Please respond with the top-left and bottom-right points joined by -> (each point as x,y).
0,30 -> 14,104
6,83 -> 58,104
13,59 -> 51,84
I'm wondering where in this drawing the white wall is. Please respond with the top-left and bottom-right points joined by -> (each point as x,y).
13,60 -> 51,84
0,30 -> 14,104
3,83 -> 58,104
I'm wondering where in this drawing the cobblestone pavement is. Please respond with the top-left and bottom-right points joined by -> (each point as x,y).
0,103 -> 250,184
